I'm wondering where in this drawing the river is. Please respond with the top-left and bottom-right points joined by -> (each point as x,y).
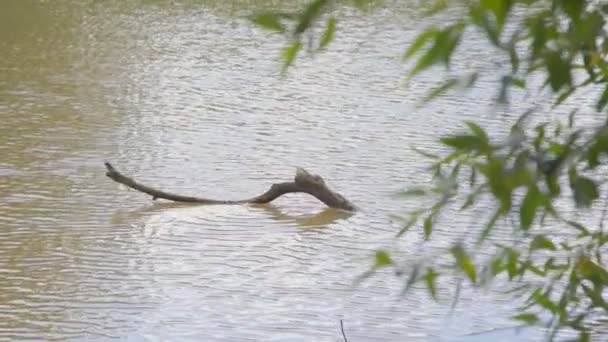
0,1 -> 582,341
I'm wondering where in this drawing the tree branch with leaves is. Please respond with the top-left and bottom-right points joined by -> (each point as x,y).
251,0 -> 608,340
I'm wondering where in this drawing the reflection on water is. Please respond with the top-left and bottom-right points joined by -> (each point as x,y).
112,202 -> 354,229
256,205 -> 355,228
0,1 -> 589,341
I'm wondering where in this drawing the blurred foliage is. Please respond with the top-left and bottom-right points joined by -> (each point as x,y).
252,0 -> 608,340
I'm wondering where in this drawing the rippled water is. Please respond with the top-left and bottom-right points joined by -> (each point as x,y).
0,1 -> 596,341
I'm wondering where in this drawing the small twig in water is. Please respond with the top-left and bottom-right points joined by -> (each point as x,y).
340,319 -> 349,342
103,162 -> 357,211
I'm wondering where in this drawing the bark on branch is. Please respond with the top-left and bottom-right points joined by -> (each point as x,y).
104,162 -> 356,211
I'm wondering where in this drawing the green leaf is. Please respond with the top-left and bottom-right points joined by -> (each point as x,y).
520,184 -> 542,230
581,283 -> 606,309
407,46 -> 441,77
506,248 -> 520,279
481,0 -> 512,31
374,250 -> 392,267
469,3 -> 499,45
545,51 -> 572,92
558,0 -> 583,21
490,254 -> 505,276
465,121 -> 489,145
596,86 -> 608,111
572,176 -> 599,208
252,12 -> 286,32
440,23 -> 466,64
527,13 -> 552,61
546,174 -> 561,197
530,235 -> 556,251
425,268 -> 439,300
511,78 -> 526,88
522,261 -> 546,276
420,78 -> 459,104
533,291 -> 559,314
318,17 -> 336,50
575,332 -> 590,342
403,26 -> 439,60
451,245 -> 477,283
578,257 -> 608,285
407,22 -> 464,78
440,135 -> 484,152
295,0 -> 329,34
480,158 -> 513,210
512,313 -> 539,324
423,216 -> 433,240
585,129 -> 608,168
282,41 -> 302,73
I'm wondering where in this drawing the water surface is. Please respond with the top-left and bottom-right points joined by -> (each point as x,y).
0,1 -> 592,341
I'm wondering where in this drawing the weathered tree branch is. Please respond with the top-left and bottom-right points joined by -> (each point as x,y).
104,162 -> 356,211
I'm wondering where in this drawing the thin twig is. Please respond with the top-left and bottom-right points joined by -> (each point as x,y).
340,319 -> 349,342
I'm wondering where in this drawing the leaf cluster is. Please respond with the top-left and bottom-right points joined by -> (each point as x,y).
251,0 -> 608,340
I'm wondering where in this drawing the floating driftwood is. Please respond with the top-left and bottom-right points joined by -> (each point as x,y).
104,162 -> 356,211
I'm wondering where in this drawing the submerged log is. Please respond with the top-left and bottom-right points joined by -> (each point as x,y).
104,162 -> 357,211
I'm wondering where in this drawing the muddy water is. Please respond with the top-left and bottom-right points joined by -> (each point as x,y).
0,1 -> 563,341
